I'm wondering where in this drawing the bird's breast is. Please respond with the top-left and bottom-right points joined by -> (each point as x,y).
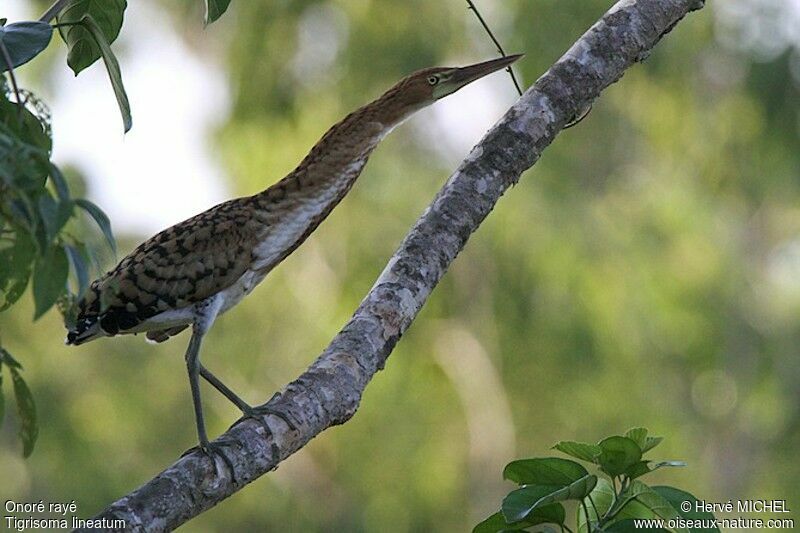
251,182 -> 351,271
216,269 -> 267,314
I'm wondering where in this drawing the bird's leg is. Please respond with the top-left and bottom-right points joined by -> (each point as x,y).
182,314 -> 237,481
198,364 -> 295,430
196,364 -> 293,464
185,329 -> 211,446
198,365 -> 250,412
198,364 -> 296,432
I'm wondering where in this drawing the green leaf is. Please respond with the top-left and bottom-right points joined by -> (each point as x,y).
37,193 -> 73,244
597,436 -> 642,477
0,347 -> 21,368
473,506 -> 565,533
0,21 -> 53,72
65,243 -> 89,297
9,365 -> 37,457
75,198 -> 116,254
624,427 -> 649,451
653,486 -> 720,532
504,457 -> 589,486
552,441 -> 602,463
0,94 -> 51,153
630,481 -> 687,531
578,478 -> 614,533
57,0 -> 126,74
624,460 -> 686,481
641,436 -> 664,454
48,163 -> 71,202
0,229 -> 35,312
78,16 -> 131,132
503,475 -> 597,523
608,481 -> 688,533
32,244 -> 68,319
205,0 -> 232,24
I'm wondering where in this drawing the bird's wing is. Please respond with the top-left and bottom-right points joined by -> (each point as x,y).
73,198 -> 262,338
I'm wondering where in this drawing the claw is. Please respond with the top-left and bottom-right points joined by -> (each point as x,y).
182,438 -> 238,484
231,398 -> 296,435
244,405 -> 296,431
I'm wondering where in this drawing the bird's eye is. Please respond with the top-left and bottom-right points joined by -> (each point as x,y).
427,76 -> 439,86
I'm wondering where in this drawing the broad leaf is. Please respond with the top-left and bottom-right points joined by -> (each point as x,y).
9,366 -> 37,457
57,0 -> 126,74
0,94 -> 51,153
504,457 -> 588,486
48,164 -> 71,201
0,347 -> 21,368
503,475 -> 597,523
32,244 -> 68,319
205,0 -> 232,24
37,193 -> 72,244
653,486 -> 720,532
0,229 -> 35,312
552,441 -> 602,463
65,243 -> 90,297
473,505 -> 565,533
597,436 -> 642,477
578,478 -> 614,533
608,481 -> 687,533
79,16 -> 131,132
75,198 -> 116,254
641,436 -> 663,454
624,427 -> 648,451
0,21 -> 53,72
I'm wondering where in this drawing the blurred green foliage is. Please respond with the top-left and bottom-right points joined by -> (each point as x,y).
1,0 -> 128,457
1,0 -> 799,531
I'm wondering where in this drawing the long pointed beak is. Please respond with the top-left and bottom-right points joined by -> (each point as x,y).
448,54 -> 523,91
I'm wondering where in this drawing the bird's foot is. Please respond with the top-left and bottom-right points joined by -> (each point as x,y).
181,438 -> 238,484
240,404 -> 296,431
225,402 -> 292,465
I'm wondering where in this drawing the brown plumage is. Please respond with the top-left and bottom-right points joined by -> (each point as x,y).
65,55 -> 522,454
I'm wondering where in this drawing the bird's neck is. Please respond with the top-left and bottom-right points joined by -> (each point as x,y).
246,96 -> 411,269
253,94 -> 409,217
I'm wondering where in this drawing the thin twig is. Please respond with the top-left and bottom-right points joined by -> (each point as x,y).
465,0 -> 523,96
39,0 -> 73,23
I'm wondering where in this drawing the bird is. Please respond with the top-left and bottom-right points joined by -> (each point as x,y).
65,54 -> 523,458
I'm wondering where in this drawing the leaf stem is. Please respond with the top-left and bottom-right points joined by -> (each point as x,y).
587,494 -> 601,527
0,41 -> 23,122
465,0 -> 523,96
580,500 -> 592,533
49,22 -> 82,29
39,0 -> 73,23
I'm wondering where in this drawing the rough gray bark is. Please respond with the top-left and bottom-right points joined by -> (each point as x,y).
81,0 -> 705,530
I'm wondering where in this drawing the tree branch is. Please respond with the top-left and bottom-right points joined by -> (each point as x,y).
81,0 -> 704,530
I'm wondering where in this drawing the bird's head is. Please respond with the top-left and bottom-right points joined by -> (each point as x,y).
377,54 -> 523,124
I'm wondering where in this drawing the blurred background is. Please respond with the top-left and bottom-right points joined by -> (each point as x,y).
1,0 -> 799,530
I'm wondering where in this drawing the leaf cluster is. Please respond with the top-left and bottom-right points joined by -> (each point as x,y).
0,0 -> 235,457
0,347 -> 36,457
475,428 -> 718,533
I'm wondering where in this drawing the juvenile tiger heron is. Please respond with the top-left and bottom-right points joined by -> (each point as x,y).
66,55 -> 523,457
